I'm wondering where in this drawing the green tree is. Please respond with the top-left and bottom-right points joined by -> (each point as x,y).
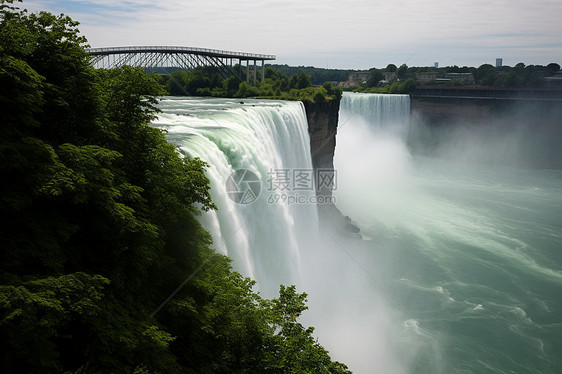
222,75 -> 240,96
0,273 -> 111,372
546,62 -> 560,75
0,3 -> 213,372
397,63 -> 408,80
297,70 -> 312,89
235,81 -> 259,97
386,63 -> 398,72
366,69 -> 384,87
475,63 -> 497,85
399,78 -> 416,93
166,70 -> 192,95
0,3 -> 350,373
503,72 -> 519,87
268,286 -> 352,373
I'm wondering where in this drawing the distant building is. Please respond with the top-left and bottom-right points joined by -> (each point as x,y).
446,72 -> 475,83
417,71 -> 438,82
434,62 -> 439,68
416,72 -> 475,85
384,72 -> 396,82
340,71 -> 369,87
496,58 -> 503,67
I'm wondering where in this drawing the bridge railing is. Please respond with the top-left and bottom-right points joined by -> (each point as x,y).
85,46 -> 276,60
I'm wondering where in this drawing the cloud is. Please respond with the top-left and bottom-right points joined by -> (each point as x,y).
21,0 -> 562,68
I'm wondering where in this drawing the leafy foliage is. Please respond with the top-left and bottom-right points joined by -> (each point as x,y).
356,78 -> 417,94
267,64 -> 354,85
0,2 -> 350,373
359,62 -> 562,91
157,65 -> 343,103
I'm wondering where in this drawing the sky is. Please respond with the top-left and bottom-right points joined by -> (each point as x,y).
21,0 -> 562,70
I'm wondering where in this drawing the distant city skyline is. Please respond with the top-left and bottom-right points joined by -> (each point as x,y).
22,0 -> 562,69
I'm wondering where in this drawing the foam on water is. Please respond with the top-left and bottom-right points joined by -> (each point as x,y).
155,93 -> 562,374
335,92 -> 562,373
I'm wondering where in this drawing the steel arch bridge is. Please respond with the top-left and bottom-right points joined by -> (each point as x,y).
85,46 -> 276,84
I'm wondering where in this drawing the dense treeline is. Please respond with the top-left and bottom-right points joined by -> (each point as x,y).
354,62 -> 562,93
467,62 -> 560,87
267,64 -> 354,85
0,1 -> 350,373
159,60 -> 561,97
156,66 -> 343,102
176,62 -> 561,95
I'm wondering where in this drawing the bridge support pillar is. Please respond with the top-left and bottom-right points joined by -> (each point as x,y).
261,60 -> 265,83
253,60 -> 257,85
239,59 -> 243,81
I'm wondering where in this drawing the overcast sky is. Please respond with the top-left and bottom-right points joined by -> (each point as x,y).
22,0 -> 562,69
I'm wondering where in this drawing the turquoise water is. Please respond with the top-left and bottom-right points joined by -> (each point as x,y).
342,159 -> 562,373
335,93 -> 562,373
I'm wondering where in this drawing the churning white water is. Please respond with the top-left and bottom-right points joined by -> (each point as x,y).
154,96 -> 417,373
153,97 -> 318,294
155,93 -> 562,374
335,92 -> 562,374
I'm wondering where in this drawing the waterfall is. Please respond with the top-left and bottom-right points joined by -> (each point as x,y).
334,91 -> 562,374
340,92 -> 411,139
153,97 -> 318,295
332,93 -> 437,374
154,93 -> 420,374
335,93 -> 413,230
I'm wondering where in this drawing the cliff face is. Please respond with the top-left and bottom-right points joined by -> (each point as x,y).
303,98 -> 359,235
303,99 -> 340,173
303,99 -> 340,202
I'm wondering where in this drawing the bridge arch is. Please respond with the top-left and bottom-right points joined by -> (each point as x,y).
85,46 -> 276,84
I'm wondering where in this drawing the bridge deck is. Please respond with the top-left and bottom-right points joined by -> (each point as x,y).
85,46 -> 276,61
